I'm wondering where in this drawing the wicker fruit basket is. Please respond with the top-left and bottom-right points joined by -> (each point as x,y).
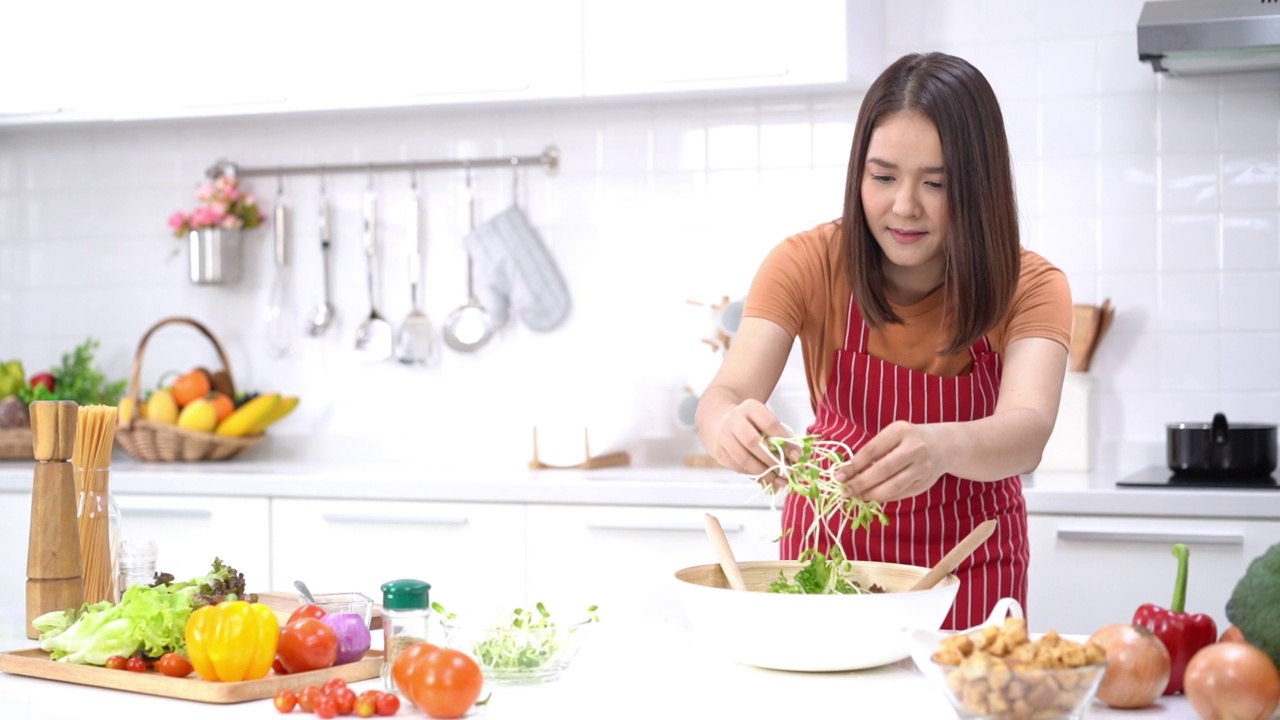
115,316 -> 265,462
0,427 -> 33,460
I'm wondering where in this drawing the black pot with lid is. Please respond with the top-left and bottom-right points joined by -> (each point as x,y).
1167,412 -> 1278,477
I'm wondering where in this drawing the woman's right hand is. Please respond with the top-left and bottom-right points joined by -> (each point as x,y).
704,397 -> 793,484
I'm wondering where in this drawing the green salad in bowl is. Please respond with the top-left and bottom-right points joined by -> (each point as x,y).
433,601 -> 599,684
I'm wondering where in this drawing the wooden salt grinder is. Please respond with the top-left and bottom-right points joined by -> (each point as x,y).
25,401 -> 84,639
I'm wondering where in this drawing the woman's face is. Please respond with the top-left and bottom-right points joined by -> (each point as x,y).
860,111 -> 950,296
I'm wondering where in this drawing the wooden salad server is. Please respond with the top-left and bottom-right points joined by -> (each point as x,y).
703,513 -> 747,591
909,519 -> 998,592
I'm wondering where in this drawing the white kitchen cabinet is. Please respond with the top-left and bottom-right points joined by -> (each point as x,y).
114,494 -> 271,594
0,491 -> 34,636
582,0 -> 884,97
271,499 -> 525,620
1025,514 -> 1280,636
524,504 -> 780,624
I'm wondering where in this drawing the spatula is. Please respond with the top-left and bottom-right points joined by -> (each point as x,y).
909,519 -> 998,591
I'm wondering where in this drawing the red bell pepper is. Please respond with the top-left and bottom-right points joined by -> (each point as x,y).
1131,543 -> 1218,695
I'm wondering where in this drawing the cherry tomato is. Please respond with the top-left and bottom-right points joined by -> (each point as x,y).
156,652 -> 194,678
125,656 -> 148,673
355,690 -> 381,718
315,694 -> 338,719
374,692 -> 400,717
331,686 -> 357,716
274,689 -> 298,713
277,617 -> 338,673
288,603 -> 327,625
298,685 -> 323,713
104,655 -> 128,671
322,677 -> 348,695
272,658 -> 290,675
391,642 -> 483,719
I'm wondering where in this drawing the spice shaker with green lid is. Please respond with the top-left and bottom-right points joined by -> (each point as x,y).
380,578 -> 432,693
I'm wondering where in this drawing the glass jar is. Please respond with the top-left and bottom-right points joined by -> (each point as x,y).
116,539 -> 158,602
380,579 -> 432,693
74,468 -> 120,604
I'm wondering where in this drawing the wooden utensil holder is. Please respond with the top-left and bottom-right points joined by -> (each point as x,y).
528,426 -> 631,470
26,401 -> 84,639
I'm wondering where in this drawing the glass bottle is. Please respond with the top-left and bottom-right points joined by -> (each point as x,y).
74,467 -> 121,604
116,539 -> 158,602
380,578 -> 432,693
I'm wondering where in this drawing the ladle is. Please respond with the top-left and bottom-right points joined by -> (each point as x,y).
908,519 -> 998,591
442,166 -> 493,352
306,184 -> 336,337
354,182 -> 394,360
703,513 -> 747,591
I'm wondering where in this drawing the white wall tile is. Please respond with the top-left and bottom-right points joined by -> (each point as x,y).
1039,156 -> 1098,216
1160,154 -> 1220,212
1098,155 -> 1157,214
1219,333 -> 1280,392
1220,272 -> 1280,331
1040,97 -> 1098,156
1158,273 -> 1218,331
980,0 -> 1037,40
1159,215 -> 1218,272
1038,39 -> 1098,97
1159,92 -> 1219,153
1222,213 -> 1280,271
1098,35 -> 1157,95
1219,90 -> 1280,152
1157,332 -> 1218,391
1098,213 -> 1157,272
1099,94 -> 1156,155
1220,154 -> 1279,211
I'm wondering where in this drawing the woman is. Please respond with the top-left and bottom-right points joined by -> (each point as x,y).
695,52 -> 1072,630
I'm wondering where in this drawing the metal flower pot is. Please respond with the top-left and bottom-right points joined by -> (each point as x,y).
188,228 -> 242,285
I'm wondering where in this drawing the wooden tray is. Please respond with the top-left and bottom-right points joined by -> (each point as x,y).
0,648 -> 383,704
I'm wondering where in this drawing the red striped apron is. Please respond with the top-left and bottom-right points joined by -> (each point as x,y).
780,294 -> 1028,630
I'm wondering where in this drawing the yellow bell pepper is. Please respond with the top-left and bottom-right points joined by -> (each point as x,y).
184,600 -> 279,682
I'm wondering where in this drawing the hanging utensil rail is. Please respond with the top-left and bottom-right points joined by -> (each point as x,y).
205,145 -> 559,180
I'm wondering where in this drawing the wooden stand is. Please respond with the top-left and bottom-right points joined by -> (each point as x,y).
683,453 -> 724,469
26,401 -> 84,639
528,427 -> 631,470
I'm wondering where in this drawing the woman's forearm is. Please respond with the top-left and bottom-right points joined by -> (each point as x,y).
925,406 -> 1057,481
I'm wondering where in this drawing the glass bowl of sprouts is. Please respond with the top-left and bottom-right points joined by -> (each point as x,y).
674,433 -> 960,672
434,601 -> 599,684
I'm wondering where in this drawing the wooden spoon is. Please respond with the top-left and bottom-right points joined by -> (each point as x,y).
908,519 -> 998,591
703,513 -> 747,591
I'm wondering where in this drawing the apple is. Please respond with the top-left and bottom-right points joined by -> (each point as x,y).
30,372 -> 55,392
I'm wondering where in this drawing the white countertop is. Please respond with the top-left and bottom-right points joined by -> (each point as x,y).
1,448 -> 1277,519
0,612 -> 1206,720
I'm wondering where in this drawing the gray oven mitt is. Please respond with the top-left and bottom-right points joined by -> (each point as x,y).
463,205 -> 572,332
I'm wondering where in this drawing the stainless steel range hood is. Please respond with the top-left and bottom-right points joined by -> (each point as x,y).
1138,0 -> 1280,75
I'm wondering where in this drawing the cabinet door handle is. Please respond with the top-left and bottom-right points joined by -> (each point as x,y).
1056,529 -> 1245,546
321,513 -> 469,527
119,508 -> 212,519
586,522 -> 744,533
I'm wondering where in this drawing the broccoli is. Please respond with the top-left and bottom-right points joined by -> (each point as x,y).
150,556 -> 258,608
1225,541 -> 1280,669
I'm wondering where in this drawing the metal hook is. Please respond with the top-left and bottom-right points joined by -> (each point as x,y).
276,173 -> 284,197
319,170 -> 327,195
409,169 -> 418,191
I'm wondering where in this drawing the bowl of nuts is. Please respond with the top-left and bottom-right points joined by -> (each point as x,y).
909,599 -> 1108,720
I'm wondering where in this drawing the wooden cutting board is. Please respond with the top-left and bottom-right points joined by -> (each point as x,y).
0,648 -> 383,704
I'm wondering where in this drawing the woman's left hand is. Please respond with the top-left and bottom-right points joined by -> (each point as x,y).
836,420 -> 948,502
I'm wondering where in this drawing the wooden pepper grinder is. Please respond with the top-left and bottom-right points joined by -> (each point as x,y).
25,400 -> 84,639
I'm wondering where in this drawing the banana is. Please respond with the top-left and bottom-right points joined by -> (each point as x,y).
249,395 -> 298,434
215,393 -> 280,437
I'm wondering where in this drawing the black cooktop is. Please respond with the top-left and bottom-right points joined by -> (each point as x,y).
1117,466 -> 1279,490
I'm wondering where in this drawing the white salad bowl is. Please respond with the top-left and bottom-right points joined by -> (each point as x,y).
673,559 -> 960,672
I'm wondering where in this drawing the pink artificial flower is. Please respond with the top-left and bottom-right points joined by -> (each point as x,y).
190,205 -> 226,228
194,183 -> 215,202
167,211 -> 188,231
221,215 -> 244,230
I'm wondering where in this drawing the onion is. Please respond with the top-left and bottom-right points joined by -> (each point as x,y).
1088,623 -> 1171,709
322,612 -> 372,665
1184,642 -> 1280,720
1220,625 -> 1247,644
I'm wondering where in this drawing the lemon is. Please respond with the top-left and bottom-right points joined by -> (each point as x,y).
145,389 -> 179,425
177,398 -> 217,432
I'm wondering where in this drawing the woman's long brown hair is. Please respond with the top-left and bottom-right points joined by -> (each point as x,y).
841,52 -> 1020,355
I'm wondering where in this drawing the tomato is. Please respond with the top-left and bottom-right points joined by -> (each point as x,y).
375,692 -> 400,717
104,655 -> 128,671
274,689 -> 298,713
355,690 -> 380,718
272,658 -> 290,675
277,617 -> 338,674
298,685 -> 323,713
30,372 -> 55,392
331,686 -> 357,716
125,656 -> 148,673
314,694 -> 337,719
156,652 -> 194,678
322,677 -> 348,695
391,642 -> 484,719
289,604 -> 327,625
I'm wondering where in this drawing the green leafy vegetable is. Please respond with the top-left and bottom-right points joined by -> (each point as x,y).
33,583 -> 195,665
754,434 -> 889,551
433,601 -> 599,672
150,556 -> 255,608
768,546 -> 885,595
17,338 -> 126,406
